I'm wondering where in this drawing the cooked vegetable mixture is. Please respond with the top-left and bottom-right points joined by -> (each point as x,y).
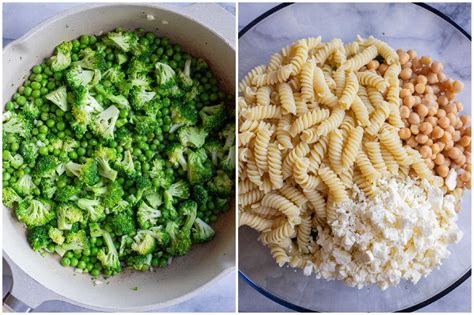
3,27 -> 235,277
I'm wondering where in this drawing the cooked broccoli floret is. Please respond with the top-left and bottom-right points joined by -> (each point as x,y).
144,191 -> 162,209
110,199 -> 130,214
65,158 -> 100,186
5,151 -> 24,169
19,142 -> 39,164
149,158 -> 173,189
220,145 -> 236,175
192,185 -> 208,209
34,156 -> 58,178
214,197 -> 229,212
48,226 -> 65,245
95,84 -> 130,109
57,203 -> 84,230
180,200 -> 197,230
65,66 -> 95,88
50,41 -> 73,72
22,101 -> 41,120
165,221 -> 192,257
133,115 -> 158,135
55,185 -> 81,203
131,230 -> 156,255
109,210 -> 135,236
170,102 -> 198,133
40,178 -> 57,199
207,170 -> 233,197
102,181 -> 125,209
126,253 -> 152,271
135,176 -> 152,201
178,59 -> 193,90
177,126 -> 208,148
199,104 -> 227,131
164,180 -> 190,209
77,198 -> 105,222
3,114 -> 31,138
92,106 -> 120,141
103,65 -> 125,83
72,48 -> 106,71
27,225 -> 50,252
155,62 -> 177,88
136,200 -> 161,229
167,143 -> 188,171
94,147 -> 118,181
192,218 -> 215,243
147,226 -> 170,248
187,148 -> 213,185
219,122 -> 235,150
129,86 -> 156,111
14,174 -> 36,198
106,31 -> 138,52
119,235 -> 133,256
3,187 -> 22,208
16,198 -> 55,227
114,150 -> 137,179
204,139 -> 224,166
97,230 -> 121,272
45,86 -> 68,112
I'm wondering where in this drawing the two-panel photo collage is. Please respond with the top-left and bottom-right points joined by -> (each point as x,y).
1,1 -> 471,313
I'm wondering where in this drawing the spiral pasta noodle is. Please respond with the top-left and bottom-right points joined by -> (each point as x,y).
239,212 -> 273,232
290,39 -> 309,75
318,164 -> 348,204
261,193 -> 301,225
243,105 -> 281,120
289,108 -> 330,137
356,71 -> 387,92
300,59 -> 315,101
270,244 -> 290,267
342,45 -> 378,71
278,82 -> 297,115
328,129 -> 344,171
341,126 -> 364,170
268,142 -> 284,190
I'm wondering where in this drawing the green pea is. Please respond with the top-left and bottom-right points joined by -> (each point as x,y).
16,96 -> 27,106
77,147 -> 86,156
5,101 -> 14,111
39,146 -> 48,155
90,269 -> 100,277
57,121 -> 66,131
61,257 -> 71,266
39,125 -> 48,134
46,119 -> 55,128
69,151 -> 78,159
32,65 -> 43,74
10,143 -> 19,152
77,261 -> 87,270
31,90 -> 41,98
23,86 -> 33,97
31,81 -> 41,90
70,257 -> 79,267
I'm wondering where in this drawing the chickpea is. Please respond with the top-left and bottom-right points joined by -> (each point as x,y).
400,88 -> 411,98
456,177 -> 465,188
403,95 -> 416,107
455,202 -> 461,213
426,139 -> 433,146
466,179 -> 472,189
400,68 -> 412,80
415,134 -> 428,144
414,95 -> 421,104
454,118 -> 463,130
420,122 -> 433,135
425,159 -> 435,169
441,131 -> 452,143
463,126 -> 471,136
432,143 -> 441,155
410,124 -> 420,135
447,125 -> 456,136
430,61 -> 443,74
453,80 -> 464,93
407,49 -> 417,60
400,106 -> 410,119
438,72 -> 447,83
427,72 -> 438,84
446,90 -> 456,101
427,106 -> 438,117
416,75 -> 427,85
436,109 -> 447,118
399,128 -> 411,140
448,147 -> 462,160
434,153 -> 445,165
424,85 -> 434,95
432,85 -> 440,94
455,101 -> 463,112
438,116 -> 450,129
378,64 -> 388,75
459,135 -> 471,147
420,145 -> 432,159
436,165 -> 449,177
453,130 -> 461,142
408,112 -> 420,124
432,126 -> 444,139
399,52 -> 410,65
416,104 -> 428,117
420,56 -> 432,65
425,117 -> 438,127
445,139 -> 454,149
460,115 -> 470,125
367,60 -> 379,70
407,136 -> 418,148
438,95 -> 448,106
467,164 -> 472,172
447,112 -> 457,125
437,141 -> 446,151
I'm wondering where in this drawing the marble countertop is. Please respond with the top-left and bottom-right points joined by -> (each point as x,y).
238,2 -> 471,313
2,2 -> 235,312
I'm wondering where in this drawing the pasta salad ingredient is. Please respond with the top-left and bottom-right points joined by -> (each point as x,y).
394,49 -> 471,192
3,28 -> 235,277
316,176 -> 462,290
238,35 -> 466,290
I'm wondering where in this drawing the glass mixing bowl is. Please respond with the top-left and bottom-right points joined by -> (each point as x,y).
238,3 -> 471,312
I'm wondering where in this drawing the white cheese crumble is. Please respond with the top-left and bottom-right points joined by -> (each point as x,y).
146,14 -> 155,21
445,168 -> 457,191
310,176 -> 463,290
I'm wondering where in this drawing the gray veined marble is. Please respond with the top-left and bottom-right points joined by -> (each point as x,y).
239,2 -> 471,312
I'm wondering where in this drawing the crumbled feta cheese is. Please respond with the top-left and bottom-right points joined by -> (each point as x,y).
146,14 -> 155,21
308,176 -> 462,290
445,169 -> 457,191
